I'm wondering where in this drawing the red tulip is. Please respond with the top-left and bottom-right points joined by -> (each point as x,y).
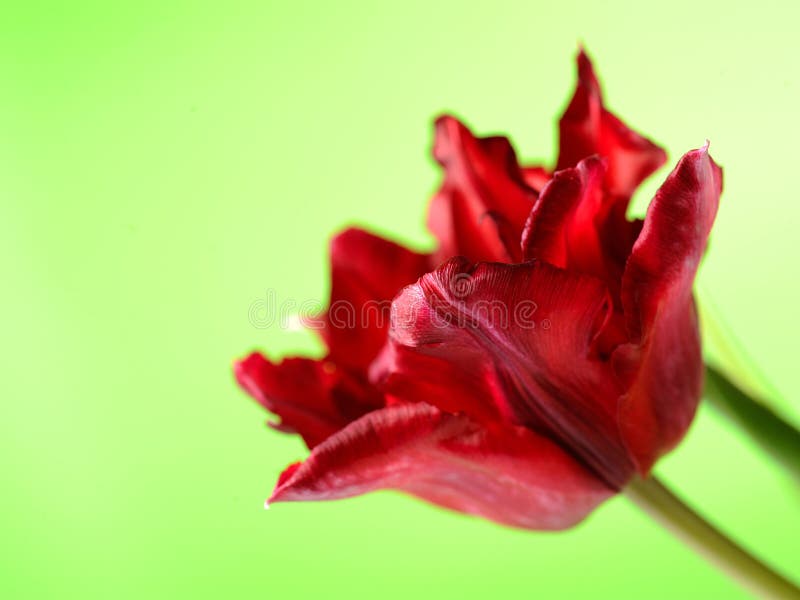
234,50 -> 722,530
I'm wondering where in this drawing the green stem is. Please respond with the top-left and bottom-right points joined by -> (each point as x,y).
704,365 -> 800,484
625,476 -> 800,599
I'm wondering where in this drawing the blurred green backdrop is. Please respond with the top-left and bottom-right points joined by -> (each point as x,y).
2,1 -> 798,598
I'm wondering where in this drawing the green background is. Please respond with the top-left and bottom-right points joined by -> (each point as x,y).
2,1 -> 798,598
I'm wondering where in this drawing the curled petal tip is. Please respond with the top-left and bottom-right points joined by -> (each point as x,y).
433,113 -> 460,130
688,141 -> 721,172
268,461 -> 303,505
266,488 -> 282,506
582,153 -> 608,171
432,114 -> 466,161
232,353 -> 257,388
232,356 -> 245,375
330,226 -> 360,244
575,47 -> 598,86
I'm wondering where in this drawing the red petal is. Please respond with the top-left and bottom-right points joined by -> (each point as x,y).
427,116 -> 537,263
615,145 -> 723,472
234,353 -> 381,448
375,258 -> 634,489
269,403 -> 614,530
558,49 -> 667,200
323,228 -> 431,372
522,156 -> 607,276
520,157 -> 631,354
371,340 -> 513,423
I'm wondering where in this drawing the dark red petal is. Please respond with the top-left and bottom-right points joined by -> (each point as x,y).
323,228 -> 431,372
615,145 -> 722,473
557,49 -> 667,200
521,156 -> 607,276
521,157 -> 631,354
428,115 -> 537,263
620,146 -> 722,341
269,403 -> 614,530
234,353 -> 345,448
235,352 -> 385,448
375,258 -> 634,489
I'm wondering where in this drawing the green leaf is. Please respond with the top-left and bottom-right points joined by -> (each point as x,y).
704,364 -> 800,485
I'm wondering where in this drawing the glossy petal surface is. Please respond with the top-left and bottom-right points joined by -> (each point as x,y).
270,403 -> 614,530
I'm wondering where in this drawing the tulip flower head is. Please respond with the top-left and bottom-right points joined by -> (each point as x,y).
235,49 -> 722,530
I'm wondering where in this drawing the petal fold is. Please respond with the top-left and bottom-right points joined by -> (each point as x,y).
269,403 -> 614,530
234,353 -> 384,448
428,116 -> 537,263
521,156 -> 608,278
